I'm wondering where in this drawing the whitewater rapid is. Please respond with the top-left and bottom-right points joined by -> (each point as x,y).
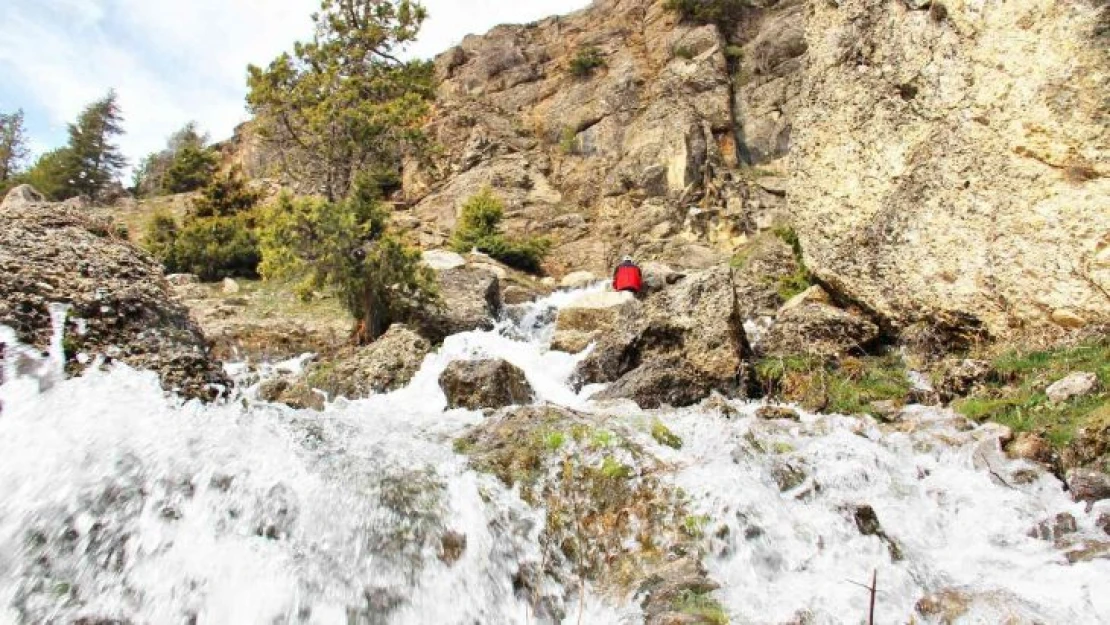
0,288 -> 1107,624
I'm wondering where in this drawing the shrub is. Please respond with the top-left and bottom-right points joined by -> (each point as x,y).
569,46 -> 606,78
259,175 -> 437,342
142,168 -> 264,281
724,45 -> 745,60
559,126 -> 579,155
664,0 -> 751,25
449,188 -> 550,274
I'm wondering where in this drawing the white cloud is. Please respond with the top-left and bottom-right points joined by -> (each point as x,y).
0,0 -> 590,175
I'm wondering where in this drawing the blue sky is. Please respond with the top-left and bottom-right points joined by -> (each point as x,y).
0,0 -> 590,176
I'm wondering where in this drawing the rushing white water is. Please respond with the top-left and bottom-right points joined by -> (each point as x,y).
1,287 -> 1108,624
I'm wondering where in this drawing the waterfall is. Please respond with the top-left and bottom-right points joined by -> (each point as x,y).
0,289 -> 1107,624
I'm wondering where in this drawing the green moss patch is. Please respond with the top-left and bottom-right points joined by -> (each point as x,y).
755,353 -> 911,417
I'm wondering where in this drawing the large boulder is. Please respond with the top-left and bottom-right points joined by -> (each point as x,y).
551,290 -> 637,353
0,193 -> 229,399
790,0 -> 1110,337
414,264 -> 502,342
1046,372 -> 1099,404
439,359 -> 535,410
760,303 -> 880,358
0,184 -> 45,210
577,266 -> 749,404
593,358 -> 712,409
304,324 -> 432,400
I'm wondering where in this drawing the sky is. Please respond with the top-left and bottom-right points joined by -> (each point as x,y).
0,0 -> 591,175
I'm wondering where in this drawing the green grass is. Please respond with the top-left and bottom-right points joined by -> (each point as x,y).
651,420 -> 683,449
672,589 -> 729,624
756,353 -> 911,417
954,339 -> 1110,447
569,46 -> 606,78
600,456 -> 633,479
681,514 -> 710,538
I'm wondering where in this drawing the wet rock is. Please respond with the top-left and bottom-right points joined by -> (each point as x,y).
502,284 -> 539,306
1027,512 -> 1077,543
771,461 -> 807,492
301,324 -> 431,400
915,588 -> 971,622
700,392 -> 741,419
438,531 -> 467,566
257,377 -> 325,411
1006,432 -> 1055,466
440,359 -> 535,410
934,358 -> 992,402
850,505 -> 903,561
756,405 -> 801,422
1097,512 -> 1110,536
868,399 -> 903,422
1046,371 -> 1098,404
594,359 -> 713,409
1065,541 -> 1110,564
761,303 -> 879,359
637,557 -> 721,625
0,193 -> 230,400
414,264 -> 502,342
550,329 -> 595,354
1066,468 -> 1110,505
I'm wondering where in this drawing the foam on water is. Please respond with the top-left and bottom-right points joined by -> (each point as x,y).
1,286 -> 1108,624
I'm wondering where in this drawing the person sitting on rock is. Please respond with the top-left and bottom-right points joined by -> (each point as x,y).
612,255 -> 643,294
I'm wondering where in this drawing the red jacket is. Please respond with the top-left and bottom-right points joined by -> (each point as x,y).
613,263 -> 643,293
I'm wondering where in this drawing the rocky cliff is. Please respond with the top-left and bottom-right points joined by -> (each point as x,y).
791,0 -> 1109,339
393,0 -> 1107,341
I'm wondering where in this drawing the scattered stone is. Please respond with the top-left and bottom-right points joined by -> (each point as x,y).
1046,372 -> 1098,404
1,184 -> 46,210
868,399 -> 903,421
421,249 -> 467,271
221,277 -> 240,294
761,303 -> 879,358
1051,308 -> 1088,329
1006,432 -> 1055,466
700,392 -> 741,419
915,588 -> 971,622
550,329 -> 595,354
1097,512 -> 1110,536
637,557 -> 721,625
1027,512 -> 1078,543
438,531 -> 467,565
502,284 -> 539,306
934,358 -> 992,402
771,461 -> 807,492
756,405 -> 801,421
850,505 -> 903,561
258,377 -> 325,411
165,273 -> 200,287
779,285 -> 832,313
440,359 -> 535,410
1065,541 -> 1110,564
1066,468 -> 1110,505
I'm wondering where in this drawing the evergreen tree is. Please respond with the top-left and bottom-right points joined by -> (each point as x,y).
450,188 -> 551,274
63,90 -> 127,199
23,148 -> 74,201
246,0 -> 434,200
135,122 -> 218,196
259,174 -> 437,342
0,109 -> 30,184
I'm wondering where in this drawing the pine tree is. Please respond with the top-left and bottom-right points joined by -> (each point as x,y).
0,109 -> 30,184
64,90 -> 127,199
246,0 -> 434,200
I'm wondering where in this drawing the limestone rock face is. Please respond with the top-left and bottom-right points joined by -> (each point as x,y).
439,359 -> 535,410
0,194 -> 229,399
790,0 -> 1110,337
398,0 -> 803,276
